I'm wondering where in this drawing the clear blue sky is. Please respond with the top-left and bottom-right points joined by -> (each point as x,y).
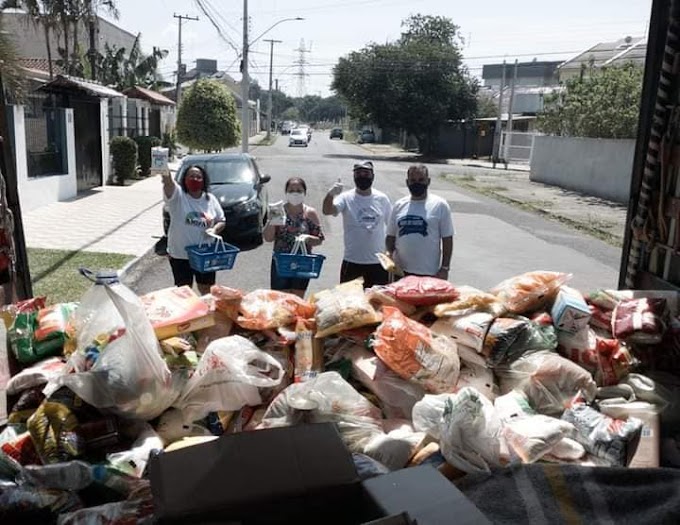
108,0 -> 653,97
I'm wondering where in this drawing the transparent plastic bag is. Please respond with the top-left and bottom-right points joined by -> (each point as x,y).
43,270 -> 178,420
496,352 -> 597,417
483,317 -> 558,367
236,289 -> 316,331
258,371 -> 384,453
382,276 -> 459,306
490,271 -> 571,315
313,279 -> 382,338
174,335 -> 283,423
373,307 -> 460,393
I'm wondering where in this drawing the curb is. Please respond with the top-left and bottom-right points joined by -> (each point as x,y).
119,243 -> 156,280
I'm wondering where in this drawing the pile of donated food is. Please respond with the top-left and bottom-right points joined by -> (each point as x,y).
0,269 -> 679,523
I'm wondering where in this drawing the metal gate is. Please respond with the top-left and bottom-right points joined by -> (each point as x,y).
149,108 -> 161,138
72,100 -> 103,191
500,131 -> 540,164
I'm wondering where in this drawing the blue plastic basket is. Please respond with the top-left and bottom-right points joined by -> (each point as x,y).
274,252 -> 326,279
186,239 -> 240,273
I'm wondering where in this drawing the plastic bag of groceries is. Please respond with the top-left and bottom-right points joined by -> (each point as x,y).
496,352 -> 597,417
313,279 -> 382,338
259,371 -> 385,453
44,270 -> 178,421
413,388 -> 504,473
373,307 -> 460,393
235,289 -> 316,331
174,335 -> 284,423
490,271 -> 571,315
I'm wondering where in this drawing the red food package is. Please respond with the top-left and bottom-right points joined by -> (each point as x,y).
373,307 -> 460,393
531,312 -> 553,326
384,276 -> 459,307
612,298 -> 668,344
1,431 -> 42,465
589,304 -> 613,333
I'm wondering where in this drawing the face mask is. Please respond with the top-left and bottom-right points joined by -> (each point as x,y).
286,192 -> 305,206
354,176 -> 373,191
185,178 -> 203,194
408,182 -> 428,197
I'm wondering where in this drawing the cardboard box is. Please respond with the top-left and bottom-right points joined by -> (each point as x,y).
552,287 -> 591,334
362,466 -> 492,525
141,286 -> 215,340
150,423 -> 362,524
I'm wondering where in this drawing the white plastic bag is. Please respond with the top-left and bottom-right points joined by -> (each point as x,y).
174,335 -> 284,423
44,270 -> 177,420
106,423 -> 164,478
258,371 -> 384,453
413,388 -> 503,473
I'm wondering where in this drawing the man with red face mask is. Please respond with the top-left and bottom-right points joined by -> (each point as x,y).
162,165 -> 226,295
323,160 -> 392,288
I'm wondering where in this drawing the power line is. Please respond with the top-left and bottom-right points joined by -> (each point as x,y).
294,38 -> 311,97
193,0 -> 240,55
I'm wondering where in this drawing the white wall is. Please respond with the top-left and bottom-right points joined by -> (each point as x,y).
13,106 -> 77,212
530,136 -> 635,203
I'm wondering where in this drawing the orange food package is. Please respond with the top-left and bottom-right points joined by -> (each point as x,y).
141,286 -> 214,340
490,271 -> 571,315
373,306 -> 460,393
211,285 -> 244,321
235,289 -> 316,331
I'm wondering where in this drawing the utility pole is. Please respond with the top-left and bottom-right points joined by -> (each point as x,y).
492,60 -> 506,168
275,79 -> 279,91
0,73 -> 32,301
504,59 -> 519,169
241,0 -> 250,153
264,39 -> 282,140
174,13 -> 199,105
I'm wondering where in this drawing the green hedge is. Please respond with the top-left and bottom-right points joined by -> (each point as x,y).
133,135 -> 162,177
162,131 -> 177,158
110,136 -> 138,184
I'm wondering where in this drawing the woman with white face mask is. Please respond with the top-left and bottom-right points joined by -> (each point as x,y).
263,177 -> 324,297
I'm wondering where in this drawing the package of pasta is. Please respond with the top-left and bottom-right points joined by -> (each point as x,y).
490,271 -> 571,315
236,289 -> 316,331
373,306 -> 460,393
313,279 -> 382,338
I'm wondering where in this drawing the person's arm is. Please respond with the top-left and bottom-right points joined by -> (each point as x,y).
212,221 -> 226,235
263,221 -> 277,243
437,236 -> 453,279
162,171 -> 177,200
386,235 -> 396,258
322,181 -> 344,215
302,208 -> 324,247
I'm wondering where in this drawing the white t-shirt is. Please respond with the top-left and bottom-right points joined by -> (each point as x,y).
165,183 -> 226,259
386,194 -> 455,276
334,189 -> 392,264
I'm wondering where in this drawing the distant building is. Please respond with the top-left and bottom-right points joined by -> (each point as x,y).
558,36 -> 646,81
1,8 -> 138,66
482,61 -> 561,88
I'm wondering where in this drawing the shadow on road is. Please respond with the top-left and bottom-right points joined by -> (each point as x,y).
322,153 -> 454,165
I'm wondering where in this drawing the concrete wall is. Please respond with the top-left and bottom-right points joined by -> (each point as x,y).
99,99 -> 110,185
12,106 -> 77,212
530,136 -> 635,203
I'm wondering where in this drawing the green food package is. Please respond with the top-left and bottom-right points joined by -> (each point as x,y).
9,310 -> 38,364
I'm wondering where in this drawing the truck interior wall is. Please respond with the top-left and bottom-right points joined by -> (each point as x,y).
619,0 -> 675,289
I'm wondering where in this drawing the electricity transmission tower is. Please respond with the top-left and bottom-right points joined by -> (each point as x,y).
294,39 -> 311,98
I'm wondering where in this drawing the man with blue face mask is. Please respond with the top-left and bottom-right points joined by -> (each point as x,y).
386,164 -> 454,279
323,160 -> 392,288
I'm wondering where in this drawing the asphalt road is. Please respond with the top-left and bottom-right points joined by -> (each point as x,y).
125,133 -> 622,296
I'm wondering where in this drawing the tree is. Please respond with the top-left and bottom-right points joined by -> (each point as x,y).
281,106 -> 300,121
477,93 -> 498,118
83,0 -> 118,80
537,63 -> 643,139
94,38 -> 167,90
0,10 -> 24,99
332,14 -> 478,154
176,79 -> 240,152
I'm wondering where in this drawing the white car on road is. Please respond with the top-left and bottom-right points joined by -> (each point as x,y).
289,129 -> 309,147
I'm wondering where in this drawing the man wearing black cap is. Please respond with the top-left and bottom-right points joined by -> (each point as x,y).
323,160 -> 392,287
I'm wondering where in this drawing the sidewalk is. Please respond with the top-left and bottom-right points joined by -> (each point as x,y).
24,133 -> 271,259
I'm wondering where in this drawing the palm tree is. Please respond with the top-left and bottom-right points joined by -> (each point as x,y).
83,0 -> 118,80
0,10 -> 24,99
